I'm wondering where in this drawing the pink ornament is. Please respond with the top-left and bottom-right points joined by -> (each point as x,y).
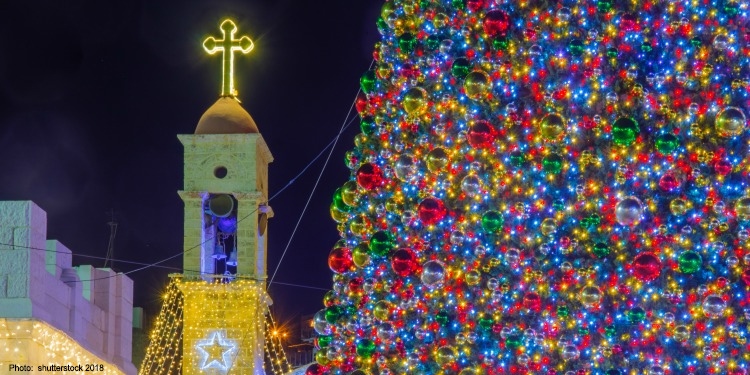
658,174 -> 681,191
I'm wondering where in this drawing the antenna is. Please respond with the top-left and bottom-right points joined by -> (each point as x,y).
104,209 -> 118,269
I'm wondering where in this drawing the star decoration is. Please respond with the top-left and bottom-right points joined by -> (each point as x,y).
195,330 -> 237,372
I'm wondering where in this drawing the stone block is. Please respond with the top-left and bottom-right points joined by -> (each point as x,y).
0,298 -> 32,317
0,248 -> 28,274
0,201 -> 47,232
0,275 -> 5,297
6,273 -> 28,298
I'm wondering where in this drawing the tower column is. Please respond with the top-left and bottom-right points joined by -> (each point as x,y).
179,191 -> 210,276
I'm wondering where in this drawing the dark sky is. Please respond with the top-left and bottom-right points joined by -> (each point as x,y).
0,0 -> 379,325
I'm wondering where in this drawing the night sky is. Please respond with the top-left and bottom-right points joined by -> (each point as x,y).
0,0 -> 380,327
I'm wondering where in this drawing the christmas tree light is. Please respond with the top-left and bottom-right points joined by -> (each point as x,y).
317,0 -> 750,374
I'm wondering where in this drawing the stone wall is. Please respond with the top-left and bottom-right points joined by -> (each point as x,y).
0,201 -> 136,375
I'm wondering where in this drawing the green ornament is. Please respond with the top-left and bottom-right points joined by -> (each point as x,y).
451,58 -> 471,78
324,305 -> 343,324
360,116 -> 377,135
678,251 -> 702,274
436,310 -> 450,326
360,71 -> 377,93
356,339 -> 376,358
452,0 -> 466,10
612,117 -> 639,146
655,133 -> 680,154
505,334 -> 523,349
510,151 -> 526,167
426,35 -> 441,50
592,242 -> 610,258
369,231 -> 395,256
606,47 -> 618,58
690,37 -> 702,47
542,153 -> 564,174
376,17 -> 388,33
627,307 -> 646,324
640,42 -> 653,53
399,33 -> 417,53
568,39 -> 584,56
478,317 -> 494,331
578,327 -> 589,335
582,214 -> 601,229
493,37 -> 509,51
481,211 -> 504,232
725,2 -> 739,17
604,325 -> 617,337
333,188 -> 351,212
557,305 -> 569,317
553,199 -> 565,211
317,335 -> 332,348
597,0 -> 612,13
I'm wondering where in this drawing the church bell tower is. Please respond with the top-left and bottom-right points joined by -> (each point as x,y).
177,19 -> 273,375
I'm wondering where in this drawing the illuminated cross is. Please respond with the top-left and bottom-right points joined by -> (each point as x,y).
203,19 -> 254,98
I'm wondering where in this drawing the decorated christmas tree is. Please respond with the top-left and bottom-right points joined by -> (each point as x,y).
314,0 -> 750,374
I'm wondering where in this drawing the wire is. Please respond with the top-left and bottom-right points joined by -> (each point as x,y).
266,60 -> 373,289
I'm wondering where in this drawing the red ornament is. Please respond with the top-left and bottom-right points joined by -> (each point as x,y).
356,163 -> 383,190
523,292 -> 542,311
632,252 -> 662,282
467,120 -> 496,149
714,159 -> 732,175
328,247 -> 353,274
349,277 -> 363,292
391,248 -> 417,276
355,92 -> 368,114
305,364 -> 326,375
658,174 -> 681,191
418,197 -> 447,225
483,10 -> 510,37
466,0 -> 485,12
620,13 -> 637,31
742,268 -> 750,285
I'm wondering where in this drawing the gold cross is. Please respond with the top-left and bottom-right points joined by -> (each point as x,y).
203,19 -> 254,97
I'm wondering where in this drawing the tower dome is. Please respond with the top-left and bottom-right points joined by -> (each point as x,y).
195,97 -> 259,134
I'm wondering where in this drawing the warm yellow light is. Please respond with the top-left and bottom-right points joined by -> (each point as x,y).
203,19 -> 255,98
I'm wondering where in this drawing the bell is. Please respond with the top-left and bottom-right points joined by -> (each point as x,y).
212,245 -> 227,260
226,250 -> 238,266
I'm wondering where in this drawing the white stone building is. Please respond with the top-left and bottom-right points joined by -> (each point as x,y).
0,201 -> 137,374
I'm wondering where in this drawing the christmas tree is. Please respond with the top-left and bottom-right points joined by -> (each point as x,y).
313,0 -> 750,374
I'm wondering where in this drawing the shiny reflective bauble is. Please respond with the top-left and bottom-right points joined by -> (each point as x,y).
313,310 -> 331,335
418,197 -> 447,225
735,196 -> 750,218
402,87 -> 428,115
715,106 -> 746,137
670,198 -> 688,215
464,71 -> 492,100
391,248 -> 417,276
435,345 -> 456,365
426,148 -> 450,172
356,163 -> 383,190
467,120 -> 496,148
580,286 -> 602,307
483,10 -> 510,36
540,113 -> 566,141
673,325 -> 690,342
678,251 -> 702,274
328,247 -> 353,274
540,218 -> 557,236
340,180 -> 359,206
632,252 -> 661,282
461,175 -> 482,196
421,260 -> 446,286
615,196 -> 644,226
560,345 -> 580,361
394,153 -> 417,180
702,294 -> 727,319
